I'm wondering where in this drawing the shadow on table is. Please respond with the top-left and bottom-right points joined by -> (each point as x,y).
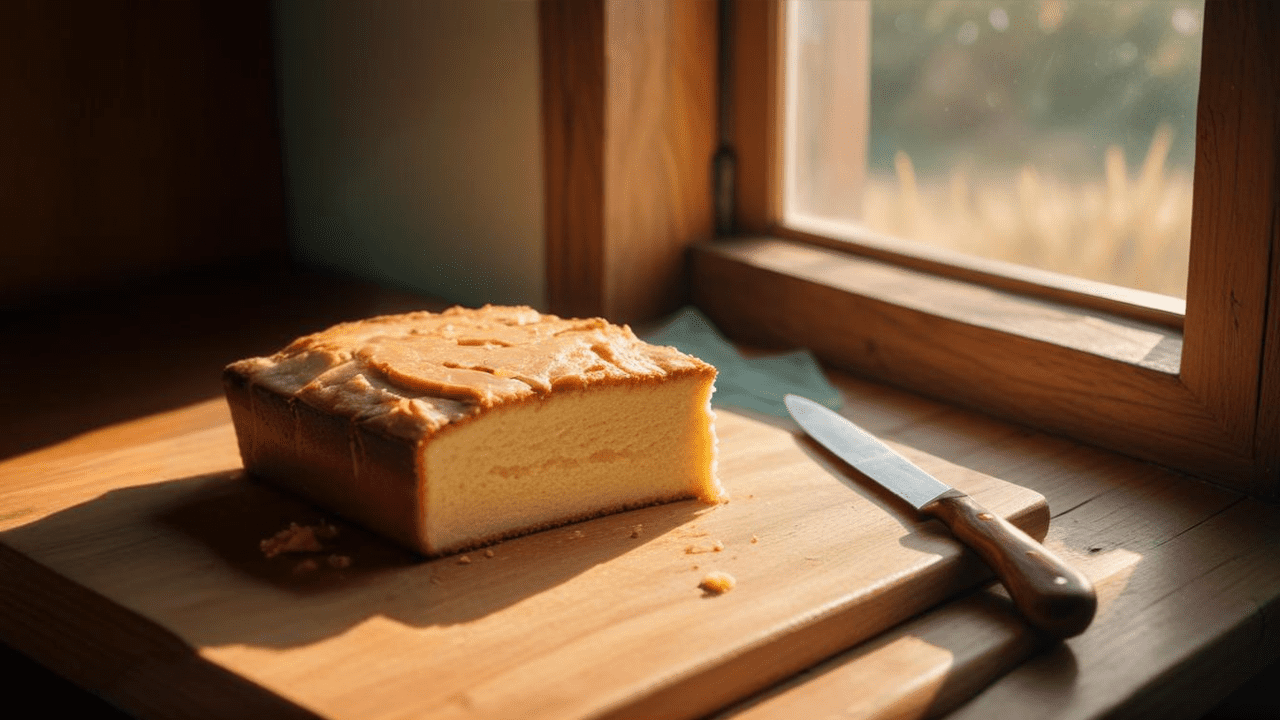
1,470 -> 703,651
0,263 -> 446,463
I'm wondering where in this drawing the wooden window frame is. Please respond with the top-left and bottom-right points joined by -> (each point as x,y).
539,0 -> 718,324
692,0 -> 1278,495
538,0 -> 1278,495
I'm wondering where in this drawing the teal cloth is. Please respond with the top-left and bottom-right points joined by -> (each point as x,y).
643,307 -> 843,418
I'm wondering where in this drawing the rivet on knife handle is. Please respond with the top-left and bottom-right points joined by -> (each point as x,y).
921,493 -> 1096,638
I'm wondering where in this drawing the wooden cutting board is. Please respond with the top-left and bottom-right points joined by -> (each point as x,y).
0,399 -> 1047,720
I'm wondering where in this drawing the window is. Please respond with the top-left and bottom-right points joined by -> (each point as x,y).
691,0 -> 1278,494
784,0 -> 1203,301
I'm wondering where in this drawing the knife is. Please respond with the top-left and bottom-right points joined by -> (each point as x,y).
784,394 -> 1097,638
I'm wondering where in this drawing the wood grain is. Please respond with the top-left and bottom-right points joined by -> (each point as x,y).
0,2 -> 286,308
603,0 -> 718,323
0,401 -> 1047,720
921,494 -> 1095,639
539,0 -> 606,319
949,497 -> 1280,720
1182,0 -> 1280,496
6,268 -> 1280,719
777,222 -> 1188,330
717,373 -> 1280,720
879,381 -> 1279,720
540,0 -> 718,324
691,238 -> 1248,487
0,541 -> 319,720
718,589 -> 1046,720
0,265 -> 446,462
730,0 -> 782,235
711,0 -> 1280,496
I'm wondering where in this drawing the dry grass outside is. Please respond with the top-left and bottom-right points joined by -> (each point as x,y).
858,125 -> 1193,299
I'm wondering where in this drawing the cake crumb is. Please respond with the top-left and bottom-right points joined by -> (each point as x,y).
457,555 -> 472,565
484,549 -> 495,558
630,524 -> 643,539
684,539 -> 725,554
327,554 -> 352,569
699,571 -> 736,595
750,535 -> 759,544
568,529 -> 585,539
261,522 -> 325,558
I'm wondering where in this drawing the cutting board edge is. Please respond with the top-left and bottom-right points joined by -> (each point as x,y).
583,482 -> 1050,720
0,541 -> 320,720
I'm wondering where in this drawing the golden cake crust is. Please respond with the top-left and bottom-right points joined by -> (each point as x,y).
223,305 -> 721,556
226,305 -> 715,442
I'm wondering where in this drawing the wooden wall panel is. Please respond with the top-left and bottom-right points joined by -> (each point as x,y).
540,0 -> 718,325
0,2 -> 286,308
539,0 -> 607,319
603,0 -> 717,323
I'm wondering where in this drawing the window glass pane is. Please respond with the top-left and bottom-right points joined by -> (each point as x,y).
784,0 -> 1203,298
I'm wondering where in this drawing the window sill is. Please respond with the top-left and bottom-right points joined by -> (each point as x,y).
695,236 -> 1183,372
691,236 -> 1261,492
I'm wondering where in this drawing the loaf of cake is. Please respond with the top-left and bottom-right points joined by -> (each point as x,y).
223,305 -> 722,557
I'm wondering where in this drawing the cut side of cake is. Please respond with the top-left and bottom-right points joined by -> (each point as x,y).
222,305 -> 722,557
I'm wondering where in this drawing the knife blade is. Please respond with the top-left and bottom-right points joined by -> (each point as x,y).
784,394 -> 1096,638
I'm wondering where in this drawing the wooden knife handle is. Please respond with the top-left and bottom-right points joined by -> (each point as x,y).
921,493 -> 1097,638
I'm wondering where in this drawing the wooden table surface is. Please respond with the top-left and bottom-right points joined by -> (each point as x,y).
3,263 -> 1279,719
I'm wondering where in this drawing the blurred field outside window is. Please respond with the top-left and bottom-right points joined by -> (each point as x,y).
783,0 -> 1203,299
